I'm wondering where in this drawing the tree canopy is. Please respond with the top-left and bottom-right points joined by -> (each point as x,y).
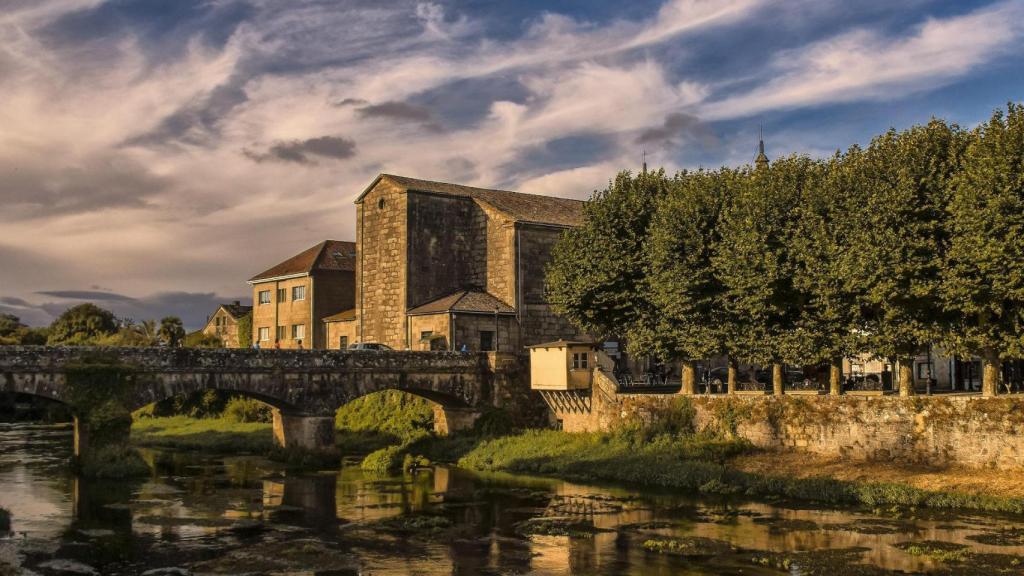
47,304 -> 118,346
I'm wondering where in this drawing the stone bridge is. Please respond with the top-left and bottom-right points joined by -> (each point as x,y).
0,346 -> 521,453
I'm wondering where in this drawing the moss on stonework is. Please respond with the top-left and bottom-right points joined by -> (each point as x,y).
65,354 -> 149,478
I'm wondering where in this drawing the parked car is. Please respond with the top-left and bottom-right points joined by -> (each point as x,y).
346,342 -> 392,352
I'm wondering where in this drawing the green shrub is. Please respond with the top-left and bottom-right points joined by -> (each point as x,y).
361,445 -> 404,473
472,409 -> 515,437
336,391 -> 433,439
223,397 -> 273,423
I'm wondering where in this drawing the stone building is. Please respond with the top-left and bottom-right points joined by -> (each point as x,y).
201,301 -> 252,348
327,173 -> 587,353
248,240 -> 356,349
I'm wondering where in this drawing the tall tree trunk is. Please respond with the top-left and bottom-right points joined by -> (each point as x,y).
727,357 -> 738,395
772,363 -> 784,395
898,358 -> 914,397
982,348 -> 1001,397
680,361 -> 696,395
829,357 -> 843,396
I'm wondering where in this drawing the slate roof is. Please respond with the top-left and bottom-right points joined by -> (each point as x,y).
249,240 -> 356,283
220,303 -> 252,319
360,174 -> 585,228
323,308 -> 356,323
407,290 -> 517,316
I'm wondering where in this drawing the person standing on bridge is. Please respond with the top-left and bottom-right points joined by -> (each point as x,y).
274,340 -> 280,350
296,340 -> 304,350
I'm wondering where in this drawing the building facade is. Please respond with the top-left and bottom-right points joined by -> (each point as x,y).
201,301 -> 252,348
325,174 -> 586,353
248,240 -> 356,349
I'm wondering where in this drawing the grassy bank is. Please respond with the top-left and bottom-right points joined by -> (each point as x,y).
453,429 -> 1024,515
131,415 -> 274,452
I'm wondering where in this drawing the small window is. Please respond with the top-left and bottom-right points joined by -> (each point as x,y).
479,331 -> 495,352
277,288 -> 287,302
339,336 -> 348,349
378,198 -> 386,209
292,285 -> 306,301
276,326 -> 287,341
258,290 -> 271,305
292,324 -> 305,340
572,352 -> 590,370
421,330 -> 432,340
258,327 -> 270,341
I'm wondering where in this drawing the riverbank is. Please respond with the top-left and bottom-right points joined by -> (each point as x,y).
451,429 -> 1024,515
132,416 -> 274,452
129,414 -> 1024,515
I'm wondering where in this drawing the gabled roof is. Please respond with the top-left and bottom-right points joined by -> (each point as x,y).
407,290 -> 516,316
357,174 -> 585,228
249,240 -> 356,283
323,308 -> 356,323
220,303 -> 252,319
526,339 -> 596,349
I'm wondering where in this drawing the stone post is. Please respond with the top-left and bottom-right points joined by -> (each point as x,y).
897,359 -> 915,397
680,361 -> 696,395
271,409 -> 336,451
772,363 -> 784,395
829,358 -> 843,396
982,350 -> 1001,397
727,358 -> 738,395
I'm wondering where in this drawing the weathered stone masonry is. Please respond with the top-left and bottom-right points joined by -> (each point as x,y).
0,346 -> 516,453
550,371 -> 1024,470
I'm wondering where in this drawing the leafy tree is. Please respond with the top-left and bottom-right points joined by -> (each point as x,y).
846,120 -> 966,395
184,331 -> 223,348
237,313 -> 252,348
713,157 -> 810,394
0,314 -> 23,337
47,304 -> 118,345
789,153 -> 865,393
942,104 -> 1024,396
648,169 -> 736,392
546,170 -> 676,375
158,317 -> 186,347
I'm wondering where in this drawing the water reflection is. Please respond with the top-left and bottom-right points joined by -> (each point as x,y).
2,423 -> 1024,575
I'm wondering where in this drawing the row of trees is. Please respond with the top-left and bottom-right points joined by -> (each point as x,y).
546,104 -> 1024,396
1,304 -> 196,347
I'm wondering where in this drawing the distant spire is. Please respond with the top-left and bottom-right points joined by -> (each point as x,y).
755,124 -> 769,169
642,149 -> 648,174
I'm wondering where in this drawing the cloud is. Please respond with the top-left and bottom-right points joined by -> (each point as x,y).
6,290 -> 250,330
701,0 -> 1024,120
36,290 -> 136,301
636,112 -> 717,149
244,136 -> 357,164
356,101 -> 443,131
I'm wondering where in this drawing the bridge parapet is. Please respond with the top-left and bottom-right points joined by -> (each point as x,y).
0,346 -> 487,374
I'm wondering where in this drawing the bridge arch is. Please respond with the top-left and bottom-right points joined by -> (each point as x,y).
0,347 -> 510,451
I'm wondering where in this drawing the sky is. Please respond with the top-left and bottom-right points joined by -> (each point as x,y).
1,0 -> 1022,329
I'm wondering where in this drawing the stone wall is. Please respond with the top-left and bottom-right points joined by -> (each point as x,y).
311,271 -> 356,348
0,346 -> 517,416
452,313 -> 518,354
407,192 -> 480,309
356,179 -> 408,348
548,380 -> 1024,470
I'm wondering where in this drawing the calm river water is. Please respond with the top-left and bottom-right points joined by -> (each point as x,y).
2,422 -> 1024,575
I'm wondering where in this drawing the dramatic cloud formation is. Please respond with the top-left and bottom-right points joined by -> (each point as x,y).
1,0 -> 1021,327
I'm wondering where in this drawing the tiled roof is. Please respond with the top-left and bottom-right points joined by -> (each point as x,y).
361,174 -> 585,228
249,240 -> 356,282
526,339 -> 596,349
323,308 -> 356,323
407,290 -> 516,316
221,304 -> 252,319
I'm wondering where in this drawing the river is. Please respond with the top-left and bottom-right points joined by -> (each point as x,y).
2,422 -> 1024,575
